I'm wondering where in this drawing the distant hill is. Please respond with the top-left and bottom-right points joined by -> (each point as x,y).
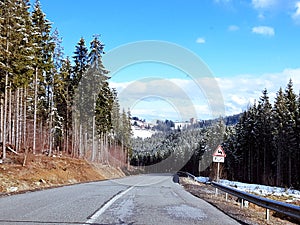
197,113 -> 242,128
131,113 -> 242,138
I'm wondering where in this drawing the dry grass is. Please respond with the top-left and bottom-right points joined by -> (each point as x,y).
0,152 -> 125,194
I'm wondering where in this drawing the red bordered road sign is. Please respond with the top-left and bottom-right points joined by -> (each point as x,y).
213,145 -> 226,157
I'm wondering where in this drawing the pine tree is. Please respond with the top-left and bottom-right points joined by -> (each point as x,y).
31,0 -> 54,154
72,37 -> 88,157
111,88 -> 121,140
11,0 -> 35,153
47,29 -> 65,156
120,109 -> 132,166
295,92 -> 300,188
234,104 -> 258,183
56,57 -> 73,154
255,89 -> 273,184
73,35 -> 109,159
272,87 -> 286,186
283,79 -> 297,186
88,35 -> 105,67
0,0 -> 16,158
0,0 -> 34,158
72,37 -> 88,87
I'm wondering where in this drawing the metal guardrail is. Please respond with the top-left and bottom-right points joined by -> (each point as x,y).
177,171 -> 196,179
212,181 -> 300,221
178,172 -> 300,221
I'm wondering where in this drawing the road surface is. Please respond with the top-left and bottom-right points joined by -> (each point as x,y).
0,174 -> 240,225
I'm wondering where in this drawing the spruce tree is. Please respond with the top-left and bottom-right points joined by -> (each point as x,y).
272,87 -> 286,186
283,79 -> 297,186
72,37 -> 88,88
31,0 -> 54,154
73,35 -> 110,159
56,57 -> 73,153
295,92 -> 300,188
72,37 -> 89,157
0,0 -> 34,158
256,89 -> 273,184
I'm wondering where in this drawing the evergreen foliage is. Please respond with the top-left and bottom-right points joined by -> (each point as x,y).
1,1 -> 299,189
131,81 -> 300,189
0,0 -> 131,167
223,81 -> 300,189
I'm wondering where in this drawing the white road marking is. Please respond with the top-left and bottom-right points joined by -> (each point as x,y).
85,186 -> 134,224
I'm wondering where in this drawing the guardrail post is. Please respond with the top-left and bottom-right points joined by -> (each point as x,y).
266,208 -> 270,220
188,175 -> 300,222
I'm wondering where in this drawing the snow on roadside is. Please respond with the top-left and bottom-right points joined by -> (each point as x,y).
195,176 -> 300,201
195,177 -> 210,183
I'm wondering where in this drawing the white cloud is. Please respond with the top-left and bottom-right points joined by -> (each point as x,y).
110,68 -> 300,120
292,1 -> 300,23
217,68 -> 300,115
228,25 -> 240,31
252,0 -> 300,23
110,81 -> 132,92
252,0 -> 277,9
196,37 -> 206,44
252,26 -> 275,36
230,95 -> 249,106
258,13 -> 265,19
214,0 -> 231,3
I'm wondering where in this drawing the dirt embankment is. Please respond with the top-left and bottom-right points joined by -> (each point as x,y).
0,152 -> 125,194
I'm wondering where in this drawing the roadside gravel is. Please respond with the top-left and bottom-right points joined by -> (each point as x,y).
180,177 -> 299,225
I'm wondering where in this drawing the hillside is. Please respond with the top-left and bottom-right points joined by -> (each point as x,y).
0,152 -> 125,194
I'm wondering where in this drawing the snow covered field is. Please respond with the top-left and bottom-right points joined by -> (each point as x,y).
132,127 -> 155,139
195,176 -> 300,202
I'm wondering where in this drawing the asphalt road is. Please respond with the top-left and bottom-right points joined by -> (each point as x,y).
0,174 -> 240,225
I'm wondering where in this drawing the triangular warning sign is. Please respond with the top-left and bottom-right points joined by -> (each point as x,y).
213,145 -> 226,157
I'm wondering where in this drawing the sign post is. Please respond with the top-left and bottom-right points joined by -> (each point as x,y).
212,145 -> 226,195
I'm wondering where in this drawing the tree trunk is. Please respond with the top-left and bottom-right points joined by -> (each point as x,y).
92,114 -> 95,161
23,88 -> 27,150
48,94 -> 53,157
15,88 -> 20,152
65,129 -> 68,154
33,67 -> 38,154
0,98 -> 3,144
79,124 -> 82,157
8,82 -> 12,144
2,71 -> 9,159
72,119 -> 77,157
288,153 -> 292,186
276,146 -> 281,186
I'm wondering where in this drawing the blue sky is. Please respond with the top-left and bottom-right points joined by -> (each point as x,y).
38,0 -> 300,121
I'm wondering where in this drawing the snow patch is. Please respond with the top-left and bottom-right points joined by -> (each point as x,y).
195,176 -> 210,183
132,126 -> 155,139
196,177 -> 300,201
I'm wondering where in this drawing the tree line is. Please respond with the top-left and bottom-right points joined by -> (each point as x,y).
131,80 -> 300,189
131,121 -> 224,174
0,0 -> 132,166
223,79 -> 300,189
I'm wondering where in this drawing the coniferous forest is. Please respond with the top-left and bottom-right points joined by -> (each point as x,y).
0,0 -> 132,166
1,1 -> 300,190
131,80 -> 300,189
223,80 -> 300,189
